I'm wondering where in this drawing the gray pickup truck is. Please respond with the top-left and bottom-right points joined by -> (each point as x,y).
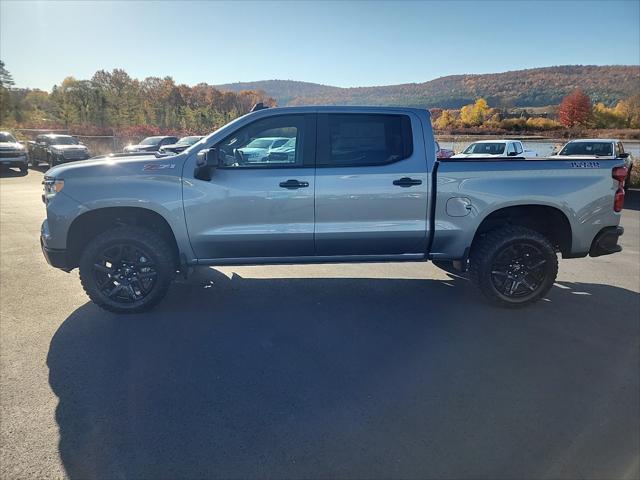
40,106 -> 629,313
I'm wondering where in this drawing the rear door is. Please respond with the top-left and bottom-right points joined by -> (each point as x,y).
314,112 -> 428,256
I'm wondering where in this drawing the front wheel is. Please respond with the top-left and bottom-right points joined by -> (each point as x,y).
79,226 -> 176,313
470,226 -> 558,307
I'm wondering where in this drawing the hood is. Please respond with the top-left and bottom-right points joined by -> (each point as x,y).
238,147 -> 268,154
124,144 -> 157,151
552,154 -> 613,160
451,153 -> 504,159
162,143 -> 187,149
46,153 -> 163,178
0,142 -> 25,150
50,144 -> 87,151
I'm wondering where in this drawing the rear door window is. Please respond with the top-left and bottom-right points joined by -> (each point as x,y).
318,113 -> 413,167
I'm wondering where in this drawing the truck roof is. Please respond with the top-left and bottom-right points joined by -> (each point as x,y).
245,105 -> 431,115
565,138 -> 618,143
468,139 -> 520,143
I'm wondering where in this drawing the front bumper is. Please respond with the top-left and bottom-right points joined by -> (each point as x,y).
41,220 -> 71,271
589,226 -> 624,257
58,155 -> 90,163
0,155 -> 28,167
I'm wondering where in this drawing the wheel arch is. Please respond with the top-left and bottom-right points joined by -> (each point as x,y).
471,204 -> 573,257
67,207 -> 180,269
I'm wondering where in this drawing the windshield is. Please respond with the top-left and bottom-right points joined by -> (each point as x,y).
0,133 -> 17,143
246,138 -> 274,149
52,136 -> 78,145
559,142 -> 613,156
140,136 -> 164,146
463,142 -> 506,155
176,136 -> 202,146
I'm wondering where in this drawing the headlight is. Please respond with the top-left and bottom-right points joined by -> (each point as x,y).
43,176 -> 64,197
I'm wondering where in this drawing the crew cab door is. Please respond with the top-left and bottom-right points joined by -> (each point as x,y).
314,112 -> 428,255
183,114 -> 316,260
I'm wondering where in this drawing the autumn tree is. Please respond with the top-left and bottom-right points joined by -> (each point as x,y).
558,89 -> 592,127
0,60 -> 14,124
615,94 -> 640,128
434,110 -> 456,130
459,98 -> 492,126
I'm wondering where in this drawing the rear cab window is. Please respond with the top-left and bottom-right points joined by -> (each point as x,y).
317,113 -> 413,167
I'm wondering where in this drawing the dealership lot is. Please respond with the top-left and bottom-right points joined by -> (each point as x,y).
1,169 -> 639,479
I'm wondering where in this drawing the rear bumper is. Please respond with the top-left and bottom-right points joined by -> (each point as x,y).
589,226 -> 624,257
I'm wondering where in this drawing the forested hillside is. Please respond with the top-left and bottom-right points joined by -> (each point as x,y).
217,66 -> 640,108
0,67 -> 275,135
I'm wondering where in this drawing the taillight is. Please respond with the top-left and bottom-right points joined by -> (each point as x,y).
614,188 -> 625,212
612,166 -> 628,183
612,166 -> 628,212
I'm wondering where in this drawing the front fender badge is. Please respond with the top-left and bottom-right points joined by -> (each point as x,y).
143,163 -> 176,171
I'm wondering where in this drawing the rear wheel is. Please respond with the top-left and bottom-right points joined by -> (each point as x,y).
79,226 -> 175,313
470,226 -> 558,307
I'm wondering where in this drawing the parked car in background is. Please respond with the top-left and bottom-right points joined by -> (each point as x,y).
553,139 -> 633,189
28,134 -> 90,168
265,137 -> 297,163
123,136 -> 179,154
0,131 -> 29,173
236,136 -> 290,164
40,106 -> 627,313
158,136 -> 204,155
452,140 -> 538,159
435,140 -> 454,159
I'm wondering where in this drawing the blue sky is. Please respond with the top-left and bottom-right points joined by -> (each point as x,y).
1,0 -> 639,90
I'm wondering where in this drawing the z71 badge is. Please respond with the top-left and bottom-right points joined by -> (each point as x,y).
569,161 -> 600,169
143,163 -> 176,171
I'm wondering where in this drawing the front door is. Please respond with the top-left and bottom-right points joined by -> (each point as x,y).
183,114 -> 316,260
314,112 -> 428,256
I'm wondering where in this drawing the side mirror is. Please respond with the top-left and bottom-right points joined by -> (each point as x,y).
508,151 -> 518,157
194,147 -> 219,181
619,152 -> 630,159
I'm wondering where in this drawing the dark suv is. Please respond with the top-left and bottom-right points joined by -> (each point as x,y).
28,134 -> 90,168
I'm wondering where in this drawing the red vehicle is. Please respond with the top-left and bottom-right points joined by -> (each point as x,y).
435,140 -> 454,159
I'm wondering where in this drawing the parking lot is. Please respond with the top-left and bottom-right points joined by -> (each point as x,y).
1,167 -> 639,479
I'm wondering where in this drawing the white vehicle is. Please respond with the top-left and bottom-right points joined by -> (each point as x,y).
452,140 -> 538,159
237,136 -> 290,163
553,139 -> 633,187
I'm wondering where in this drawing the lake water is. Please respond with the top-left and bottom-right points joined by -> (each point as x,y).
438,137 -> 640,158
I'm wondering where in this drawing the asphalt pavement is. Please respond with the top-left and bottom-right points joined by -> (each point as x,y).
1,167 -> 639,479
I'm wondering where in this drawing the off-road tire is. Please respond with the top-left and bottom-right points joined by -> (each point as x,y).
79,226 -> 175,313
469,226 -> 558,307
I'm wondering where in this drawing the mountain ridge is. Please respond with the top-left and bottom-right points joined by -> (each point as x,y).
216,65 -> 640,108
